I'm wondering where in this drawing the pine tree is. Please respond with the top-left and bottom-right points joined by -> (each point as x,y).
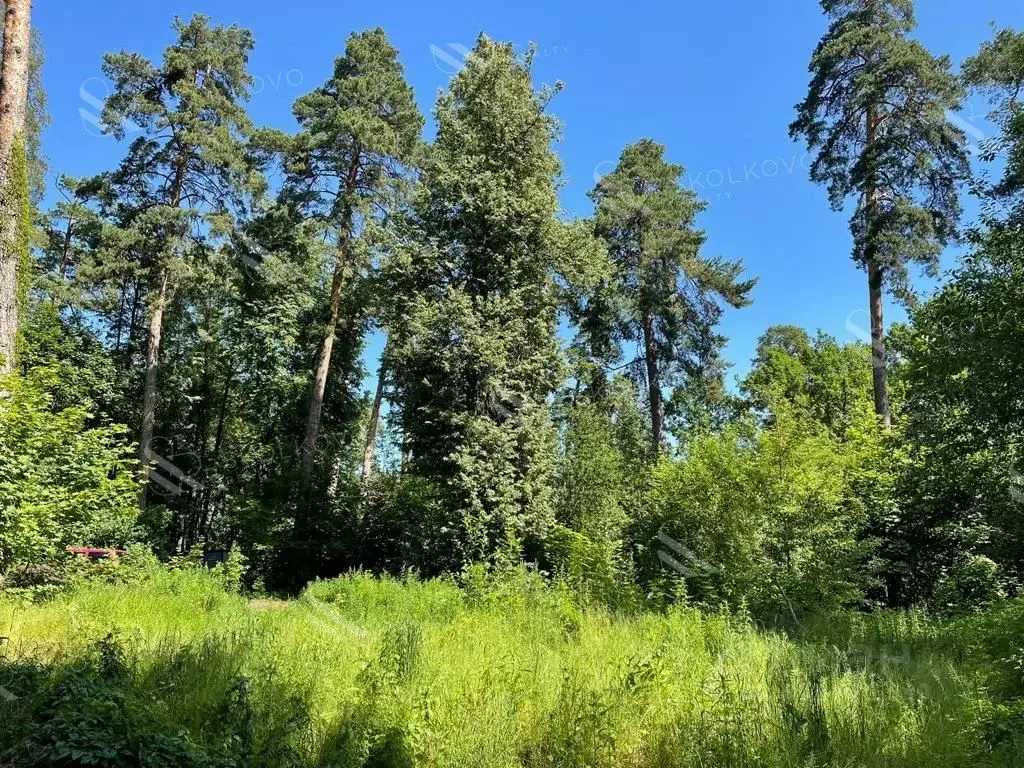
962,27 -> 1024,216
284,28 -> 422,485
0,0 -> 31,373
790,0 -> 969,427
588,139 -> 753,456
389,37 -> 566,566
83,15 -> 261,486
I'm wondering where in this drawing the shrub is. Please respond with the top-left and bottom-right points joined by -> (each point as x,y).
0,368 -> 138,581
638,408 -> 876,620
933,555 -> 1007,615
551,402 -> 640,611
356,474 -> 463,576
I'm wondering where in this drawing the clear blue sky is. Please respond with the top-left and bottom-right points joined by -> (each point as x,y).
34,0 -> 1024,388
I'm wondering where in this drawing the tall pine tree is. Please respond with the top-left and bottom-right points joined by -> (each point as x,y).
284,28 -> 422,485
790,0 -> 968,427
84,15 -> 261,487
587,139 -> 753,455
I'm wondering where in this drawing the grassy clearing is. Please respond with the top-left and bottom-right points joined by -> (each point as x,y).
0,568 -> 1021,767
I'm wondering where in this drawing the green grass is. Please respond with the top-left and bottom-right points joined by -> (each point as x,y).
0,568 -> 1021,767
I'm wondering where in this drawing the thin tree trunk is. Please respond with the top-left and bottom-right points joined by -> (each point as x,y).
865,101 -> 891,428
123,281 -> 141,368
112,283 -> 126,350
0,0 -> 30,373
868,260 -> 890,427
641,310 -> 664,456
213,373 -> 231,459
301,248 -> 347,483
361,353 -> 387,480
198,373 -> 232,544
301,148 -> 360,485
138,139 -> 188,492
50,216 -> 74,308
139,267 -> 169,476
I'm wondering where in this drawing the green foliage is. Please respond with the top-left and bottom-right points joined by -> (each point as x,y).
10,139 -> 30,362
389,37 -> 567,568
585,139 -> 754,450
639,406 -> 878,619
283,26 -> 423,493
889,32 -> 1024,595
20,300 -> 119,412
1,569 -> 1020,767
549,401 -> 640,609
0,368 -> 138,579
743,325 -> 876,438
9,12 -> 1024,730
790,0 -> 968,299
356,474 -> 462,577
66,13 -> 266,552
962,27 -> 1024,210
285,27 -> 423,226
934,556 -> 1007,615
790,0 -> 970,424
0,135 -> 32,372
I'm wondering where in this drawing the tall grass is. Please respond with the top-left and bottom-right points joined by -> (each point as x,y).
0,568 -> 1019,767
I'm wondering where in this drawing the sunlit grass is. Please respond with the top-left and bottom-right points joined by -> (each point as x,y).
0,568 -> 1018,767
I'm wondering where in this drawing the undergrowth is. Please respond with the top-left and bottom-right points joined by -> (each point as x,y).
0,565 -> 1021,767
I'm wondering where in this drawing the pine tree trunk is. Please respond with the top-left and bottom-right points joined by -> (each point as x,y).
138,143 -> 187,492
139,267 -> 169,476
361,354 -> 387,480
301,249 -> 346,483
641,309 -> 664,456
868,260 -> 890,427
0,0 -> 30,374
301,149 -> 360,486
865,101 -> 891,428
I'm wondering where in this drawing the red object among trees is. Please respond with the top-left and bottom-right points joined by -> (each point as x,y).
67,547 -> 125,560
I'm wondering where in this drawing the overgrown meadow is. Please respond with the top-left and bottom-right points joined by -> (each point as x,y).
3,1 -> 1024,766
1,560 -> 1023,767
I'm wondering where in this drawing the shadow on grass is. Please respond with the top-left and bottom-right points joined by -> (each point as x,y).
0,613 -> 1020,768
0,631 -> 416,768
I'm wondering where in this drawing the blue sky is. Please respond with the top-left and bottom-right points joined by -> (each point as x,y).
34,0 -> 1024,389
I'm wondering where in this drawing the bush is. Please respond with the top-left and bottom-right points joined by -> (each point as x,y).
0,368 -> 138,581
0,634 -> 308,767
549,402 -> 641,611
638,408 -> 877,620
933,555 -> 1007,615
355,474 -> 463,576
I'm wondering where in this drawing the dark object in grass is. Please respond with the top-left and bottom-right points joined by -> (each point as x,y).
202,550 -> 229,569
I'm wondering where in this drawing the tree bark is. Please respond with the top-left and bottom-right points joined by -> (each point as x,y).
138,136 -> 188,492
641,309 -> 664,456
301,247 -> 347,483
139,266 -> 169,475
865,101 -> 891,428
0,0 -> 30,373
301,149 -> 360,485
868,259 -> 890,427
361,353 -> 387,480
